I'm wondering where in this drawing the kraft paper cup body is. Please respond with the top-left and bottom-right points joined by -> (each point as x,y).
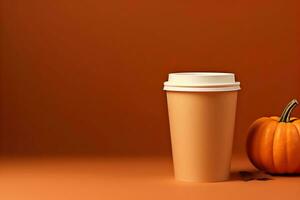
164,72 -> 240,182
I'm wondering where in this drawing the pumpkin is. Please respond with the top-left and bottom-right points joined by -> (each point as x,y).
247,99 -> 300,174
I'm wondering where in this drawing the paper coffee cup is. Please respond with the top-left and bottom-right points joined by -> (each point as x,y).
164,72 -> 240,182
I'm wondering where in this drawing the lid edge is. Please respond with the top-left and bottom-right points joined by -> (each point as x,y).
164,81 -> 240,87
163,85 -> 241,92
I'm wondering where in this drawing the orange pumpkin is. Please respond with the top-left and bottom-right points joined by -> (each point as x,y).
247,99 -> 300,174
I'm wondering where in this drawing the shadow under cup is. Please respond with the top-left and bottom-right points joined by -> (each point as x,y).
164,72 -> 240,182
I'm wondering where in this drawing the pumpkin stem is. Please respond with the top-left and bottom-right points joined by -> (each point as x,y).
279,99 -> 299,123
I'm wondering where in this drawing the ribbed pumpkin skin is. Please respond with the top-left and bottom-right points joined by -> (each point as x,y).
247,117 -> 300,174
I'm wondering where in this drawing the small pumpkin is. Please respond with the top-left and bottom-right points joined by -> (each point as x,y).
247,99 -> 300,174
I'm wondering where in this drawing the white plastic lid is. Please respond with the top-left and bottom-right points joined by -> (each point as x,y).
163,72 -> 241,92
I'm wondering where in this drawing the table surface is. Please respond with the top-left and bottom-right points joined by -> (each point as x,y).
0,156 -> 299,200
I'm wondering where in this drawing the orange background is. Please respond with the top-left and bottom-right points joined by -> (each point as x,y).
1,0 -> 300,157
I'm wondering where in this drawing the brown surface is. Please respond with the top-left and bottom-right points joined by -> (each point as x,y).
0,156 -> 300,200
1,0 -> 300,157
